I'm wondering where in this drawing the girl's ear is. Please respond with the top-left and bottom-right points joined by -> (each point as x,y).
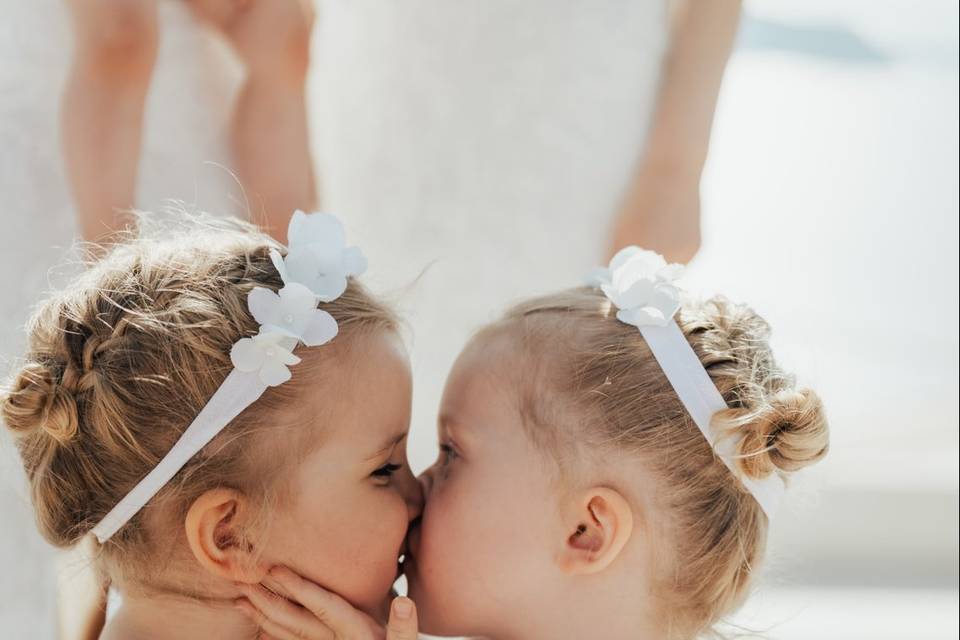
556,487 -> 634,575
185,488 -> 268,584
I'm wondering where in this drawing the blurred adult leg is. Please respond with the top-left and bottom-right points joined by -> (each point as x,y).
62,0 -> 159,244
190,0 -> 318,244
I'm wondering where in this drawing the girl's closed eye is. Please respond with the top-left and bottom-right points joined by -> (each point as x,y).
372,462 -> 403,482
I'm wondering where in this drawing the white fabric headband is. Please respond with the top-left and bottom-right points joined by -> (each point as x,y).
91,211 -> 366,543
589,247 -> 784,519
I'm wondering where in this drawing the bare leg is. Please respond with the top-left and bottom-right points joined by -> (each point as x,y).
190,0 -> 318,244
62,0 -> 159,245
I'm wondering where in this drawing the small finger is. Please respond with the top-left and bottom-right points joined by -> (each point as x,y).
386,597 -> 419,640
262,574 -> 293,601
238,583 -> 334,640
267,565 -> 368,633
236,597 -> 308,640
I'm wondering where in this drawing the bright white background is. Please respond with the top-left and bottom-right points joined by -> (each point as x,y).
1,1 -> 957,638
695,1 -> 959,637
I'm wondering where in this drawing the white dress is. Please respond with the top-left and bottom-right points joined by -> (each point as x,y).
0,0 -> 666,634
310,0 -> 669,470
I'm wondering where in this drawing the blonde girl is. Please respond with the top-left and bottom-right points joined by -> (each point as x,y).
1,212 -> 421,639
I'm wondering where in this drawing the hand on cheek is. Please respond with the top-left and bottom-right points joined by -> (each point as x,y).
234,565 -> 420,640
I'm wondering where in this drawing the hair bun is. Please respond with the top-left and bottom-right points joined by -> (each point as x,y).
734,387 -> 829,479
2,362 -> 80,445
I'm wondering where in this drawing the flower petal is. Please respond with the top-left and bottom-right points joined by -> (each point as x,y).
247,287 -> 280,326
286,210 -> 309,247
259,360 -> 292,386
310,273 -> 348,303
283,246 -> 321,282
305,242 -> 343,274
300,310 -> 339,346
269,249 -> 289,284
609,246 -> 641,272
289,211 -> 346,250
650,284 -> 682,318
342,246 -> 368,277
230,337 -> 264,371
616,278 -> 658,310
277,349 -> 302,367
278,282 -> 320,314
613,252 -> 664,287
283,248 -> 347,300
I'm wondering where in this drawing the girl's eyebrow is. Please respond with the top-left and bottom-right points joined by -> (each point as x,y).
438,415 -> 469,444
365,432 -> 407,461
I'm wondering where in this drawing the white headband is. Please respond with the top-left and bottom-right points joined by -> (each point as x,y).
91,211 -> 366,543
589,247 -> 784,519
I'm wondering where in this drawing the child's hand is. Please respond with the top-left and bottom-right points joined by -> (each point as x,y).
235,566 -> 418,640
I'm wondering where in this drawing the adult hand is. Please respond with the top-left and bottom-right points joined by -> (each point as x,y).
235,566 -> 418,640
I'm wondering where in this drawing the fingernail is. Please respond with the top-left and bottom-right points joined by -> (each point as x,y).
393,597 -> 413,620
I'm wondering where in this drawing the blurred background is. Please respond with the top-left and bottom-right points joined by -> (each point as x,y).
691,2 -> 958,638
1,0 -> 957,638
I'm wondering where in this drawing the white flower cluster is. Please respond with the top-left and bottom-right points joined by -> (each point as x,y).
230,211 -> 366,386
589,246 -> 684,328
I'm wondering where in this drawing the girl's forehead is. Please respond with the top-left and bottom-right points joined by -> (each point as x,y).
441,354 -> 528,443
295,331 -> 412,450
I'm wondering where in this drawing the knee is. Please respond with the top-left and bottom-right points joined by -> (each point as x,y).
73,1 -> 158,77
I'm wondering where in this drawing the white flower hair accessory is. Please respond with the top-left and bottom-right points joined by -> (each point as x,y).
590,246 -> 784,519
228,282 -> 341,386
588,246 -> 683,327
269,210 -> 368,302
91,212 -> 365,543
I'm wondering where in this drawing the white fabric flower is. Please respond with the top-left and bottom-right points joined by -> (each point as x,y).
270,211 -> 368,301
246,283 -> 338,346
590,246 -> 684,327
230,331 -> 302,386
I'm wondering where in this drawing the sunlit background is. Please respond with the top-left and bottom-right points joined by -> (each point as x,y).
692,2 -> 958,638
1,1 -> 957,638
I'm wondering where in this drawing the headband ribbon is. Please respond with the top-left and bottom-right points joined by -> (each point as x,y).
589,247 -> 784,518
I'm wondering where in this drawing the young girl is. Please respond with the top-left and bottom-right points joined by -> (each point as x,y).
1,212 -> 421,639
243,247 -> 830,639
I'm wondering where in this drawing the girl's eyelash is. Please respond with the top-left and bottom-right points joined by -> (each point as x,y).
440,443 -> 458,463
372,463 -> 402,478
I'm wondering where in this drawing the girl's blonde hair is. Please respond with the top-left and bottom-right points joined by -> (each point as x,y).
0,215 -> 397,585
483,287 -> 828,638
